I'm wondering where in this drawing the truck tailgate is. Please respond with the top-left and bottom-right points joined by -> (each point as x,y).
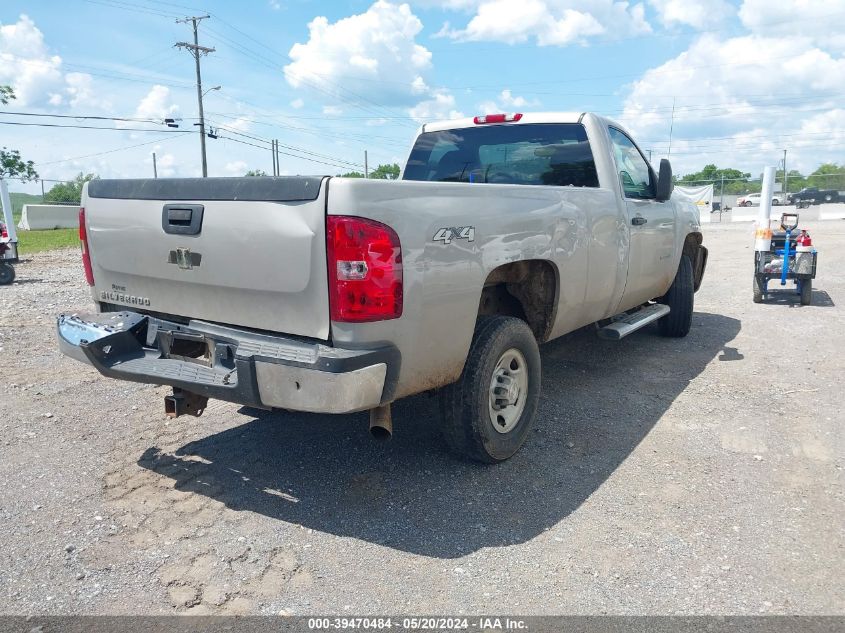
84,177 -> 330,340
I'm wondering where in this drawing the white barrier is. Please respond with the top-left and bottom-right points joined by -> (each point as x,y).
731,209 -> 758,222
819,203 -> 845,220
18,204 -> 79,230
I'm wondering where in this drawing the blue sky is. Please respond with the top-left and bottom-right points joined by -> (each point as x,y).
2,0 -> 844,192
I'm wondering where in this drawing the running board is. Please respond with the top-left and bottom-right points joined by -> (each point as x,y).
597,304 -> 670,341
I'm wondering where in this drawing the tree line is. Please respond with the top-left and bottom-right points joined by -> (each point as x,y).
245,163 -> 401,180
676,163 -> 845,194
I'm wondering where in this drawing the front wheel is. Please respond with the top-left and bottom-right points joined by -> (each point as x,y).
439,316 -> 541,463
0,262 -> 15,285
657,254 -> 693,337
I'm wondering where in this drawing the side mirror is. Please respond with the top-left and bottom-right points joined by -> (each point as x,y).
656,158 -> 673,202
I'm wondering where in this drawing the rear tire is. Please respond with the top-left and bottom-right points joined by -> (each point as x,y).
439,316 -> 541,463
799,279 -> 812,305
0,262 -> 14,285
753,274 -> 765,303
657,254 -> 693,337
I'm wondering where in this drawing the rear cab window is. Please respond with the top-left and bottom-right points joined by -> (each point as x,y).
402,123 -> 599,188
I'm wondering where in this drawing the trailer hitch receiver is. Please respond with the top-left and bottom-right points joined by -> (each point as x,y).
165,388 -> 208,418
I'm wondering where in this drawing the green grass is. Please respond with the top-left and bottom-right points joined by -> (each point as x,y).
16,228 -> 79,253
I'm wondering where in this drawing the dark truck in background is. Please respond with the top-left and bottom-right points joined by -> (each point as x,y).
787,187 -> 845,205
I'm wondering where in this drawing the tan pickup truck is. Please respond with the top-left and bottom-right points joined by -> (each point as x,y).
57,112 -> 707,462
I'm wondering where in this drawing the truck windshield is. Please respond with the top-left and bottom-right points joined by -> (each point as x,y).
403,123 -> 598,188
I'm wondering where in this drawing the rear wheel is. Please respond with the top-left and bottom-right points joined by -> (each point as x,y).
0,262 -> 14,285
439,316 -> 541,463
799,279 -> 812,305
657,255 -> 693,337
824,194 -> 833,202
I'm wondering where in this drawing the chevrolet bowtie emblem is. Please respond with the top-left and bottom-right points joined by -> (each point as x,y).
168,248 -> 202,270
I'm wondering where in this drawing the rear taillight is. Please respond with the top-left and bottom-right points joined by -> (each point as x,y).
0,224 -> 8,239
79,208 -> 94,286
474,113 -> 522,124
326,215 -> 402,322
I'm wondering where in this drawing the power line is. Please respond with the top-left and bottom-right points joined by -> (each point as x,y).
0,111 -> 171,124
220,135 -> 362,171
36,135 -> 183,167
0,121 -> 191,133
81,0 -> 181,19
212,124 -> 364,170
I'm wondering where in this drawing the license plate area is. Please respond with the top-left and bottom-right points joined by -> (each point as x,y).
159,331 -> 214,367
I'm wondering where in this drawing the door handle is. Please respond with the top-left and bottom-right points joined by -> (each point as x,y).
631,216 -> 647,226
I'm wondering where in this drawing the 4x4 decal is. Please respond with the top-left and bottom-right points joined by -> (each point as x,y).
433,226 -> 475,245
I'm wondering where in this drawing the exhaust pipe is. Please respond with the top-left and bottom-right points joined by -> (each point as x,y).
369,404 -> 392,441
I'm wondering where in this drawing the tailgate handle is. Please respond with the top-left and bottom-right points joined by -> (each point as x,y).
162,204 -> 204,235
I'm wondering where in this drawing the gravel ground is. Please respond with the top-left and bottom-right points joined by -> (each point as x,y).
1,220 -> 842,615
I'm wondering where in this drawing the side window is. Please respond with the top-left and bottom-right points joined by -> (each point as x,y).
608,127 -> 655,200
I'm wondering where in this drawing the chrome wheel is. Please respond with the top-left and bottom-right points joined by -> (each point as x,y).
488,348 -> 528,434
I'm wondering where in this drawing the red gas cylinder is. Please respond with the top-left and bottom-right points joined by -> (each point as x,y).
796,230 -> 813,251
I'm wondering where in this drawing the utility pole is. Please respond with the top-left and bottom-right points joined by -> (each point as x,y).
152,152 -> 158,178
275,139 -> 280,176
364,150 -> 369,178
176,15 -> 215,177
720,173 -> 725,222
667,97 -> 676,157
783,149 -> 788,197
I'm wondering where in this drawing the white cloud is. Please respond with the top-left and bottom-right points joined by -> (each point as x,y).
224,160 -> 249,175
477,89 -> 536,113
621,29 -> 845,174
290,98 -> 304,109
408,90 -> 464,122
739,0 -> 845,52
323,105 -> 343,115
226,116 -> 251,132
0,14 -> 100,108
117,85 -> 180,137
65,72 -> 110,109
284,1 -> 433,105
134,85 -> 180,121
648,0 -> 733,29
435,0 -> 651,46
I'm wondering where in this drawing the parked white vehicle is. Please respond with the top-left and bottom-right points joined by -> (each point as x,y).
737,192 -> 785,207
57,112 -> 708,462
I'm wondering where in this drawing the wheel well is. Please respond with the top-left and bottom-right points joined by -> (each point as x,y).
682,232 -> 702,260
478,260 -> 558,342
683,232 -> 706,292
